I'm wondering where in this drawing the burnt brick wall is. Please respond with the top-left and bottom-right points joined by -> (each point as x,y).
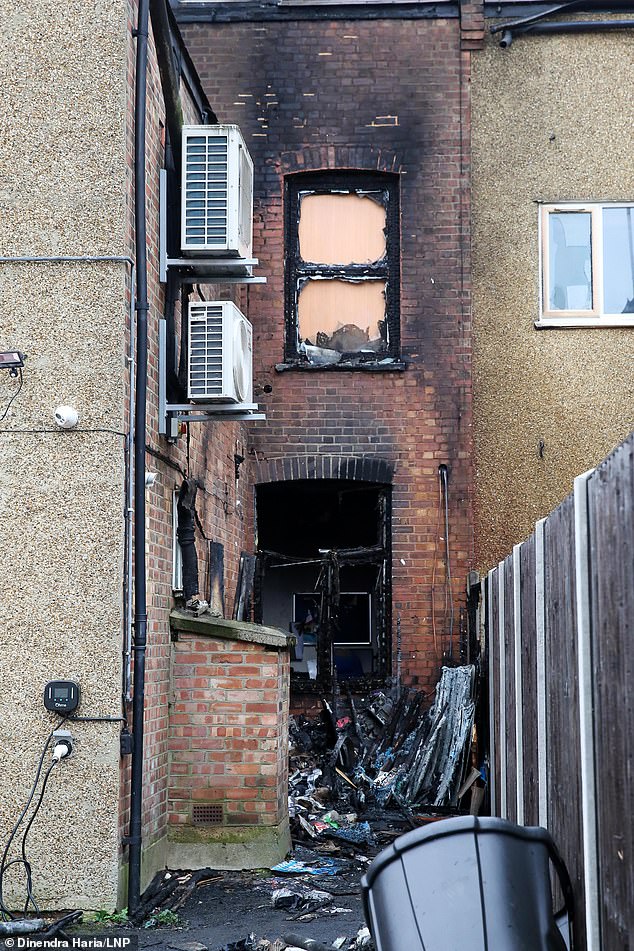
169,634 -> 290,830
182,17 -> 475,694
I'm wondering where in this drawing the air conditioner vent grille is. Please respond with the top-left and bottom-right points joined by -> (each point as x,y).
184,134 -> 229,248
189,304 -> 224,399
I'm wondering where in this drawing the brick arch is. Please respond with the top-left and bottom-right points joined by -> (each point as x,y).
273,145 -> 402,177
254,454 -> 394,486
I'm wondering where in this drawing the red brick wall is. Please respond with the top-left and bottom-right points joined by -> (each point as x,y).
182,17 -> 475,694
169,635 -> 289,829
120,2 -> 257,870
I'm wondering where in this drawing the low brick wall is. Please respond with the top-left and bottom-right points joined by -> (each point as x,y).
167,611 -> 292,869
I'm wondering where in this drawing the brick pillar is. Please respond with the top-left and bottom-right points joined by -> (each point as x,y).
167,611 -> 292,869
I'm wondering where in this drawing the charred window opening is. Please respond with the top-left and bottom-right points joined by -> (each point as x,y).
284,172 -> 401,368
255,479 -> 391,691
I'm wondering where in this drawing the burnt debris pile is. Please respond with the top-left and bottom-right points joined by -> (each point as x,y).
289,665 -> 479,849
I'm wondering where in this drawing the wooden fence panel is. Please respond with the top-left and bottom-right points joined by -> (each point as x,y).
544,494 -> 586,950
588,436 -> 634,948
503,553 -> 517,823
519,533 -> 539,826
489,566 -> 500,816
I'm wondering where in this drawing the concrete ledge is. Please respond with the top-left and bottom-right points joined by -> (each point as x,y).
170,609 -> 295,650
166,817 -> 291,870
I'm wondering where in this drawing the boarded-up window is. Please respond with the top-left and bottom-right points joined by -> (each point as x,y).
298,193 -> 387,265
284,172 -> 400,367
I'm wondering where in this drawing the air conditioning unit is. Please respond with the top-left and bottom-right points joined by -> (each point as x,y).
187,301 -> 253,404
181,125 -> 253,258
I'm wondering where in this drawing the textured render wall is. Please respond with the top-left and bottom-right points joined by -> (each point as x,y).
182,19 -> 474,693
472,25 -> 634,570
0,0 -> 129,910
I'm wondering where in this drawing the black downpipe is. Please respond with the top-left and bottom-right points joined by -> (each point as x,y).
128,0 -> 150,917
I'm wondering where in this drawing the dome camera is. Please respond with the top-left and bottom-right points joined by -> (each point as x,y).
54,405 -> 79,429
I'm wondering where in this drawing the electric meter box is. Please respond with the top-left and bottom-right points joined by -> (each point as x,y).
43,680 -> 80,715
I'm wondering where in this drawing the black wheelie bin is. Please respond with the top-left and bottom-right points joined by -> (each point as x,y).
361,815 -> 575,951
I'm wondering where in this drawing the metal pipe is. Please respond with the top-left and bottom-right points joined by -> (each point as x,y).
0,255 -> 133,265
127,0 -> 150,915
490,0 -> 582,33
124,266 -> 136,703
497,18 -> 634,44
519,18 -> 634,33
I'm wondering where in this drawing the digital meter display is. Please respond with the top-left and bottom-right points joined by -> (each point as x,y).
44,680 -> 80,714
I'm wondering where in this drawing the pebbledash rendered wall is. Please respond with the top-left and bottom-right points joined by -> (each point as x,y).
0,0 -> 130,909
471,18 -> 634,570
180,3 -> 483,695
0,0 -> 266,912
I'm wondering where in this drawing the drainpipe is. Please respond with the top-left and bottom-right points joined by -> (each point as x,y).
127,0 -> 150,916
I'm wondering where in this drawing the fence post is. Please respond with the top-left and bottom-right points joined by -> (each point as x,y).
535,517 -> 548,829
498,561 -> 507,820
574,470 -> 601,951
513,543 -> 524,825
487,570 -> 496,815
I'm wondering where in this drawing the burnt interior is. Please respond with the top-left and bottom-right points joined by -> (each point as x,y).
255,479 -> 391,690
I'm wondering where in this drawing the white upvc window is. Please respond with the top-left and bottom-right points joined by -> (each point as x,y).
538,202 -> 634,327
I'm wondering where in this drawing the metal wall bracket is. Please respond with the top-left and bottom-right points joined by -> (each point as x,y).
159,170 -> 267,285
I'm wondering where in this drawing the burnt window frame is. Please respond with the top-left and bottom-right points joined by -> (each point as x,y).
283,170 -> 401,368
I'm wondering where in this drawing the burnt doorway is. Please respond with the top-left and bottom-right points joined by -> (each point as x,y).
255,479 -> 391,691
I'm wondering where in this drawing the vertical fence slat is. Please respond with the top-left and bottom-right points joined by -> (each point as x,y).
574,471 -> 601,951
498,562 -> 507,819
535,516 -> 548,830
519,533 -> 538,826
545,495 -> 586,949
487,570 -> 496,815
513,543 -> 524,825
589,438 -> 634,948
503,555 -> 516,823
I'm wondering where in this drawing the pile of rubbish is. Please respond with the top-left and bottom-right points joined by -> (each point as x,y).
289,665 -> 478,847
216,929 -> 372,951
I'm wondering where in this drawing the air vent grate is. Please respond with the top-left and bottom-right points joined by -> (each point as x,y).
192,804 -> 224,826
188,303 -> 224,400
184,133 -> 229,248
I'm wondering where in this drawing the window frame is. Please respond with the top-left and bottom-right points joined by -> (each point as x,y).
538,201 -> 634,328
283,170 -> 401,366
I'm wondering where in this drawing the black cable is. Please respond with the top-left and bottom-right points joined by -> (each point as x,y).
0,718 -> 66,920
0,427 -> 126,437
0,369 -> 24,423
20,760 -> 58,914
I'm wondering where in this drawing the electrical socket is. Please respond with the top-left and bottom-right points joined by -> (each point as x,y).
52,728 -> 74,758
53,729 -> 73,743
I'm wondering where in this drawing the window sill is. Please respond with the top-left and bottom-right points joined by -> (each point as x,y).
535,317 -> 634,329
275,359 -> 406,372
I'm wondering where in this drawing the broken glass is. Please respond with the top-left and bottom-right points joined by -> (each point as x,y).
297,278 -> 387,363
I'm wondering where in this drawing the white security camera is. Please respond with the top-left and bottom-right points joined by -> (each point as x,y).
145,471 -> 159,488
54,405 -> 79,429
